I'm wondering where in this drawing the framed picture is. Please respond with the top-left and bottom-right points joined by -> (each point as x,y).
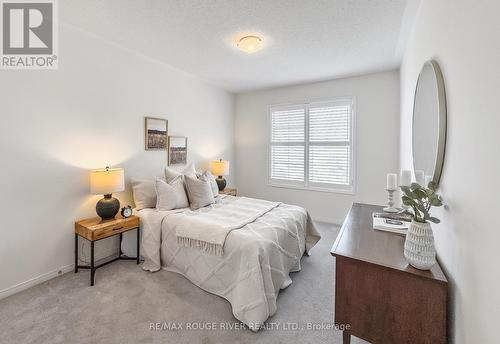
168,136 -> 187,165
145,117 -> 168,150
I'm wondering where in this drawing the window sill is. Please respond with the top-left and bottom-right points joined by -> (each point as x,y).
267,182 -> 355,195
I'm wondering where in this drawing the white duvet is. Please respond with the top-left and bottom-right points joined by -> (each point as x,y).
138,196 -> 321,330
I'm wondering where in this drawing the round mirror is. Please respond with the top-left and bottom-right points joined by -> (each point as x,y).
412,60 -> 447,186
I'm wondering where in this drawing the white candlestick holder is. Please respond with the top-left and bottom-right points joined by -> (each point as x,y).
383,189 -> 399,213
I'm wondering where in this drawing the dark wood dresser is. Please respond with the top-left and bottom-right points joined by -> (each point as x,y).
331,203 -> 448,344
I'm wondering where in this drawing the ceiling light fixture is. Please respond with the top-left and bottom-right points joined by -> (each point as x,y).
237,35 -> 263,54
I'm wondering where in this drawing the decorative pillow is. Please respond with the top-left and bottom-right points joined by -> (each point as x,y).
184,175 -> 215,210
171,177 -> 189,208
165,163 -> 196,183
199,171 -> 219,199
155,177 -> 189,210
130,178 -> 156,210
154,178 -> 177,210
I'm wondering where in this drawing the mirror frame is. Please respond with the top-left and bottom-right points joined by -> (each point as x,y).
412,60 -> 447,186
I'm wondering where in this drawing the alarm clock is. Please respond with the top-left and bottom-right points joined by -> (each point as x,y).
121,205 -> 133,218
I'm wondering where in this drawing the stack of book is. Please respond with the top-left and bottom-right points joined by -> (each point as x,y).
372,211 -> 412,235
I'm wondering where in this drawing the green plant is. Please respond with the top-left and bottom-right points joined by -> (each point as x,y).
401,182 -> 443,223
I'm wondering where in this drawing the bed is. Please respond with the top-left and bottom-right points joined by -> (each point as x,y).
136,195 -> 321,330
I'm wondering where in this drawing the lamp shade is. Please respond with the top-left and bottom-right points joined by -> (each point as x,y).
210,159 -> 230,176
90,167 -> 125,195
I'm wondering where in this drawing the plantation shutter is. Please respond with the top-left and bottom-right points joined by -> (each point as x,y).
269,98 -> 354,192
308,100 -> 353,187
269,105 -> 305,184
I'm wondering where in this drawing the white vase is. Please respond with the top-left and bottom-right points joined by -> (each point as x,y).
404,220 -> 436,270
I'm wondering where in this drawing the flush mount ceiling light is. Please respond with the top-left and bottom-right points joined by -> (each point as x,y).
237,35 -> 263,54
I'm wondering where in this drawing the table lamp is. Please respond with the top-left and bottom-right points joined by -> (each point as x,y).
210,159 -> 230,191
90,167 -> 125,220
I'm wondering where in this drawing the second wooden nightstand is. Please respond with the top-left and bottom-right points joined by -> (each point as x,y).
219,188 -> 237,196
74,215 -> 140,286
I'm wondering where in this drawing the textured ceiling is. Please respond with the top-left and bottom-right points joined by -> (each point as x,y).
62,0 -> 417,93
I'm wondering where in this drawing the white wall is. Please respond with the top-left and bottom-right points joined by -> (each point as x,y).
235,71 -> 400,223
400,1 -> 500,342
0,23 -> 234,295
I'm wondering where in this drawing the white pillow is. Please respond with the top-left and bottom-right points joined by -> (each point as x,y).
184,175 -> 215,210
165,163 -> 196,183
173,178 -> 190,208
130,178 -> 156,210
155,178 -> 177,210
155,177 -> 189,210
199,171 -> 219,199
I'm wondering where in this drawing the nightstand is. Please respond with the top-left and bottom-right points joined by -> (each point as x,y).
74,216 -> 140,286
219,188 -> 237,196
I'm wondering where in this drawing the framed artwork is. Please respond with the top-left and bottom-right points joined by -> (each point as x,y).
168,136 -> 187,165
145,117 -> 168,150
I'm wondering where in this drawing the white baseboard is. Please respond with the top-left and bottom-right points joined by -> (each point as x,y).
312,216 -> 343,226
0,263 -> 74,300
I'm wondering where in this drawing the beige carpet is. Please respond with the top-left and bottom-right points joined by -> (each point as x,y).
0,222 -> 367,344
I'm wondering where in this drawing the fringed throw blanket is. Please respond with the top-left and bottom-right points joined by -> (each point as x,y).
175,197 -> 281,256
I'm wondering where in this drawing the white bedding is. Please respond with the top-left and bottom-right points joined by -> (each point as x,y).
176,197 -> 282,256
138,195 -> 321,330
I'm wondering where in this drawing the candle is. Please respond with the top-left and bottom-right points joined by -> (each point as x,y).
425,175 -> 433,187
386,173 -> 398,190
415,170 -> 425,185
400,170 -> 412,187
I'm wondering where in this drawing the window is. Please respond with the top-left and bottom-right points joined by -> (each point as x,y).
269,98 -> 355,193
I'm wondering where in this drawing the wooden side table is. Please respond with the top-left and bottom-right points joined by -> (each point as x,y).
219,188 -> 237,196
74,215 -> 140,286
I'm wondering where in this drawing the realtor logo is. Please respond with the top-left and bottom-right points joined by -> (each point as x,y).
1,0 -> 58,69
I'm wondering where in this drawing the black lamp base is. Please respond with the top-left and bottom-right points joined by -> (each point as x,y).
96,194 -> 120,220
216,177 -> 227,191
